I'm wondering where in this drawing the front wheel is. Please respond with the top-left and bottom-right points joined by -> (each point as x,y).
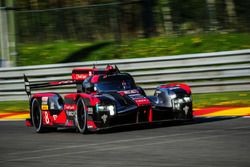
173,103 -> 193,120
75,98 -> 88,134
183,104 -> 193,120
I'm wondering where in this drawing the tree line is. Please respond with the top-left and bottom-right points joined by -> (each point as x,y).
1,0 -> 249,43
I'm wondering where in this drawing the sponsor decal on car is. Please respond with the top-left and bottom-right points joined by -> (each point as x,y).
66,111 -> 76,117
41,104 -> 49,110
101,114 -> 108,124
42,96 -> 48,104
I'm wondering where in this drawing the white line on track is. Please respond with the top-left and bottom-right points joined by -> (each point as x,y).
8,124 -> 250,156
4,131 -> 250,162
9,129 -> 219,155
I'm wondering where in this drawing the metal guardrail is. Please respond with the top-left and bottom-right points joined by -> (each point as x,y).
0,49 -> 250,101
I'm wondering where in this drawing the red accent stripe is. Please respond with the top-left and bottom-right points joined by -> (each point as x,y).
87,120 -> 97,129
25,119 -> 32,126
54,111 -> 67,124
73,67 -> 93,71
193,107 -> 235,116
67,120 -> 74,126
91,75 -> 99,83
64,94 -> 78,100
79,94 -> 100,106
32,93 -> 55,98
160,83 -> 191,94
49,80 -> 74,85
134,98 -> 151,106
148,107 -> 153,122
64,93 -> 100,106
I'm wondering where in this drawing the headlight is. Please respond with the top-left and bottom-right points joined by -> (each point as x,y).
184,96 -> 192,102
173,100 -> 180,110
96,104 -> 115,116
97,105 -> 105,111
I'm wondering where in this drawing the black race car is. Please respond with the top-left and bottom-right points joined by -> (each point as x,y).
24,65 -> 193,133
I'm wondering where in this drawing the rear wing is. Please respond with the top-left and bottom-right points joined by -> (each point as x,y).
23,74 -> 75,97
24,64 -> 121,97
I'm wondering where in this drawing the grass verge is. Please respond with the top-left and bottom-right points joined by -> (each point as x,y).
192,91 -> 250,108
0,101 -> 29,113
17,32 -> 250,66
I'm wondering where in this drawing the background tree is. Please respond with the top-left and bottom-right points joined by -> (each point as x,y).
225,0 -> 237,30
158,0 -> 173,35
10,0 -> 250,43
206,0 -> 218,31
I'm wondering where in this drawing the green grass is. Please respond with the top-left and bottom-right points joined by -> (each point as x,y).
192,91 -> 250,108
0,91 -> 249,113
17,41 -> 93,66
17,32 -> 250,66
0,101 -> 29,113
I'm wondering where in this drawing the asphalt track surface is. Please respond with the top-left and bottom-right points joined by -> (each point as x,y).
0,117 -> 250,167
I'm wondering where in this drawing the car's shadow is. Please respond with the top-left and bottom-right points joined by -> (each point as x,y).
96,116 -> 241,134
55,116 -> 241,134
58,41 -> 112,63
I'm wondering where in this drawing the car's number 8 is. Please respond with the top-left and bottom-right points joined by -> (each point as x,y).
44,111 -> 50,124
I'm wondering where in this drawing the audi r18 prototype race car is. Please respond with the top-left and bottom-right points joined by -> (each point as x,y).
24,65 -> 193,133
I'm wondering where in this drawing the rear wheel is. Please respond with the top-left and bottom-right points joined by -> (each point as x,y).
31,98 -> 46,133
75,98 -> 88,134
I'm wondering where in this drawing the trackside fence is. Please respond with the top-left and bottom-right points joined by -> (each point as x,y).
0,49 -> 250,101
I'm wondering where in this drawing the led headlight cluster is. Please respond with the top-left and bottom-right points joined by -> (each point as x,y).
184,96 -> 192,102
96,104 -> 115,116
173,100 -> 181,110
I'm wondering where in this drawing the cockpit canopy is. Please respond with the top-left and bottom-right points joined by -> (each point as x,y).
81,74 -> 136,93
72,65 -> 136,93
93,74 -> 136,93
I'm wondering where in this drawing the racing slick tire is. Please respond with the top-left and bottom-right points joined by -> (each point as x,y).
76,98 -> 88,134
173,104 -> 193,120
186,109 -> 193,120
31,98 -> 48,133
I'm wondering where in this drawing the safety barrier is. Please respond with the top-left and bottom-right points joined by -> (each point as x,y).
0,49 -> 249,101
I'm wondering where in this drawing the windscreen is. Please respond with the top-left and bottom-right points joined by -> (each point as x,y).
95,75 -> 136,92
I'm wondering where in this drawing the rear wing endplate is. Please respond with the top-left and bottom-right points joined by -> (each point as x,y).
23,74 -> 75,97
